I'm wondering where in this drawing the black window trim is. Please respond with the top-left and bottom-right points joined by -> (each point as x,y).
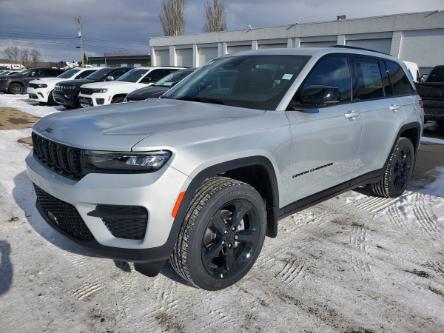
287,52 -> 354,110
384,59 -> 417,97
287,52 -> 416,111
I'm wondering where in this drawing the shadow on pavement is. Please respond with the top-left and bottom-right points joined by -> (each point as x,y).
0,240 -> 12,296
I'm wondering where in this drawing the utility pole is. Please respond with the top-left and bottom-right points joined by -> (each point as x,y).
75,16 -> 85,66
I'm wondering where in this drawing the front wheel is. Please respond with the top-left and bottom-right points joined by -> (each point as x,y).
370,137 -> 415,198
170,177 -> 267,290
8,83 -> 24,94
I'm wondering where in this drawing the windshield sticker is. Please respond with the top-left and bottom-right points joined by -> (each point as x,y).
282,73 -> 293,80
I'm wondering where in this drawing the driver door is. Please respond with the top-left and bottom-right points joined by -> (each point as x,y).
285,55 -> 363,202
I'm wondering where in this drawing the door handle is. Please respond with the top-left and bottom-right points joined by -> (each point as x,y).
344,110 -> 360,120
389,104 -> 401,111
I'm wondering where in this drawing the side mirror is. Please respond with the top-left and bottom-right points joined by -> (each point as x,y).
299,85 -> 341,107
106,75 -> 115,81
420,74 -> 428,83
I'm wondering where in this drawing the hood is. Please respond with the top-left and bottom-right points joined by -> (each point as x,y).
33,98 -> 264,151
127,86 -> 168,101
58,78 -> 94,87
30,77 -> 64,84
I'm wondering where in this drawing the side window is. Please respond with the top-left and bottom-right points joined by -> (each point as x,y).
111,68 -> 128,79
297,55 -> 352,104
76,70 -> 95,79
29,69 -> 39,77
353,57 -> 384,100
379,60 -> 393,97
141,69 -> 171,83
385,60 -> 415,96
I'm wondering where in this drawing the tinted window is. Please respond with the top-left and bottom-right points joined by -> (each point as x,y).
75,69 -> 96,79
164,55 -> 310,110
110,68 -> 130,79
85,68 -> 112,80
141,69 -> 175,83
117,68 -> 149,82
385,60 -> 414,96
154,69 -> 193,87
58,68 -> 80,79
298,55 -> 352,103
353,57 -> 384,100
426,66 -> 444,83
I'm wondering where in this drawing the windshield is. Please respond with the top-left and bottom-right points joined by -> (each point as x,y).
154,70 -> 193,87
57,68 -> 80,79
164,55 -> 310,110
85,68 -> 111,80
427,66 -> 444,83
117,68 -> 149,82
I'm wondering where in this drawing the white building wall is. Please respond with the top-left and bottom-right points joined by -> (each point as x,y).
400,29 -> 444,68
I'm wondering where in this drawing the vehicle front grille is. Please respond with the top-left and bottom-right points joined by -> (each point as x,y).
28,83 -> 40,89
32,132 -> 83,180
34,185 -> 94,242
87,205 -> 148,240
80,88 -> 93,95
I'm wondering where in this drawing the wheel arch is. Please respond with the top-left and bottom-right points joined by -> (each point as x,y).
175,156 -> 280,239
398,122 -> 421,151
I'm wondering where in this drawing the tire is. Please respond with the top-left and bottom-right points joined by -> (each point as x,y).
170,176 -> 267,290
8,83 -> 24,94
370,137 -> 415,198
47,91 -> 55,106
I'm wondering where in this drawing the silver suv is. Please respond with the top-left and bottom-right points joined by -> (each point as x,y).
27,47 -> 423,290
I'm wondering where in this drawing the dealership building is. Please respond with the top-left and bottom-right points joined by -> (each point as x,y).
149,10 -> 444,72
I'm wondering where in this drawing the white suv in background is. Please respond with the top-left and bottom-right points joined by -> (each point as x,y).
27,67 -> 99,105
78,67 -> 185,107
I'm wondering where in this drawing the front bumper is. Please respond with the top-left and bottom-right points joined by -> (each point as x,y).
53,90 -> 79,108
78,93 -> 109,107
27,87 -> 48,103
26,152 -> 189,262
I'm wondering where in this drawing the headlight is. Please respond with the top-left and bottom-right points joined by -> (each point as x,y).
83,150 -> 171,172
92,88 -> 107,93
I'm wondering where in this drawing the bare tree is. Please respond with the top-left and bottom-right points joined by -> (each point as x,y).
30,49 -> 41,63
204,0 -> 226,32
3,46 -> 20,62
160,0 -> 185,36
20,48 -> 30,66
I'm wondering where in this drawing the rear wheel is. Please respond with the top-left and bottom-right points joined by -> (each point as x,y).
370,137 -> 415,198
8,83 -> 24,94
170,177 -> 266,290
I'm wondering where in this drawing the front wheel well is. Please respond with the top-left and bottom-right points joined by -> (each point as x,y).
223,164 -> 278,238
399,125 -> 420,150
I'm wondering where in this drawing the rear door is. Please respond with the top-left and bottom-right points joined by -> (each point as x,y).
286,54 -> 363,200
352,56 -> 404,174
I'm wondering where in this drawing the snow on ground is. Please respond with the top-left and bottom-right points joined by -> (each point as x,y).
0,93 -> 444,332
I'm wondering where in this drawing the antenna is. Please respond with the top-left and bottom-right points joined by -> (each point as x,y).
75,16 -> 85,67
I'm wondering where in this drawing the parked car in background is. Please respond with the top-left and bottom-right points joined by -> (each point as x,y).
125,68 -> 195,102
0,70 -> 19,76
416,65 -> 444,125
28,47 -> 422,290
78,67 -> 184,107
403,61 -> 420,82
53,67 -> 131,109
0,68 -> 64,94
27,67 -> 99,105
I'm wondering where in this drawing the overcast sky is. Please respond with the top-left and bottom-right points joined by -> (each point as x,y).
0,0 -> 442,61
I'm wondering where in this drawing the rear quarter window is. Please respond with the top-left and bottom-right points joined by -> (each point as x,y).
385,60 -> 415,96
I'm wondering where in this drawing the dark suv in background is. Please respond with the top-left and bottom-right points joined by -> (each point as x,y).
53,67 -> 130,109
0,68 -> 64,94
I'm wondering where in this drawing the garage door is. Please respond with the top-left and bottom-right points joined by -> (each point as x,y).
227,45 -> 251,54
400,29 -> 444,67
258,43 -> 287,49
155,49 -> 169,66
300,41 -> 336,48
176,48 -> 193,67
347,39 -> 392,54
198,47 -> 218,67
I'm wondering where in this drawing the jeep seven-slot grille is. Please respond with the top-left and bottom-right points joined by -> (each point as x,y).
32,132 -> 83,180
34,185 -> 94,241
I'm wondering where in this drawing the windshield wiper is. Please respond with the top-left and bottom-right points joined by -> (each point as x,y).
176,96 -> 225,105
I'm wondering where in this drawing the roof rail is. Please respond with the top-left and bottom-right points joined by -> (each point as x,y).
331,45 -> 389,55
